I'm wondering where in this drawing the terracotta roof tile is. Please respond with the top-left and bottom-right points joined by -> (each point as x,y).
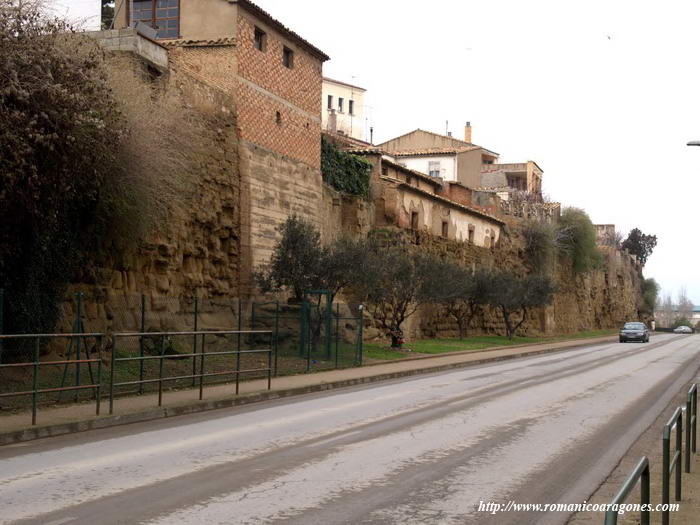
161,37 -> 236,47
392,146 -> 481,157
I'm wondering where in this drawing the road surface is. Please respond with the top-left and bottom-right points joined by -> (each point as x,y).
1,334 -> 698,524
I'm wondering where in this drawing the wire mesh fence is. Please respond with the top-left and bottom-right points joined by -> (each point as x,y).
0,289 -> 364,415
251,300 -> 363,375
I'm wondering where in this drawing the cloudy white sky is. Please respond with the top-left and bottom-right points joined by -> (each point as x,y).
65,0 -> 700,303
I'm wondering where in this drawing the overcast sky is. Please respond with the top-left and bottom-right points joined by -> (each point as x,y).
65,0 -> 700,303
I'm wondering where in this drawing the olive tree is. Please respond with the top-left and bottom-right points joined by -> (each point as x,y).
353,244 -> 440,348
255,215 -> 371,303
427,259 -> 490,339
485,272 -> 556,340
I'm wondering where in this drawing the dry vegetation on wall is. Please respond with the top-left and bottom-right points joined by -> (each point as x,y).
0,2 -> 207,343
100,56 -> 205,253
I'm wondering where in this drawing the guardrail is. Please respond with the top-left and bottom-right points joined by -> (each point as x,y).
109,330 -> 273,414
604,383 -> 697,525
662,407 -> 683,524
687,384 -> 697,473
603,456 -> 650,525
0,333 -> 104,425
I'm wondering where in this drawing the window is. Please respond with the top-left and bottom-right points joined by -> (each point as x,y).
381,166 -> 388,176
283,46 -> 294,68
441,221 -> 448,238
468,225 -> 475,244
130,0 -> 180,39
349,100 -> 355,115
327,95 -> 333,109
338,97 -> 344,113
254,26 -> 266,51
410,212 -> 419,230
275,111 -> 282,125
428,161 -> 441,178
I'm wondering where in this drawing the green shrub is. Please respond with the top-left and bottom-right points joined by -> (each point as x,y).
522,220 -> 566,274
321,137 -> 372,197
621,228 -> 657,266
557,208 -> 602,273
640,278 -> 659,315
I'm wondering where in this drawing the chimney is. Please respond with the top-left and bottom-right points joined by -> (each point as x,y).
328,109 -> 337,133
464,121 -> 472,143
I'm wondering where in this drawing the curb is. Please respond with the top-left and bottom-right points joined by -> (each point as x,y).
0,335 -> 617,446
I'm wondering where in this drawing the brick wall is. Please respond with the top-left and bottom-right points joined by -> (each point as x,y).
236,12 -> 322,115
234,11 -> 323,168
168,44 -> 238,99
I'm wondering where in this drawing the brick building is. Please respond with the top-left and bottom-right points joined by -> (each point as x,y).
112,0 -> 329,293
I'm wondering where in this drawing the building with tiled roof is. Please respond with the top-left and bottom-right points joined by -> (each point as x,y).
112,0 -> 330,293
379,124 -> 545,198
377,126 -> 499,188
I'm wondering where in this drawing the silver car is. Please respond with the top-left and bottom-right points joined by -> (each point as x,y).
673,325 -> 693,334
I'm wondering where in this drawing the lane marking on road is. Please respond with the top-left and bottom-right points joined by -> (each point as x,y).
312,430 -> 363,447
43,517 -> 77,525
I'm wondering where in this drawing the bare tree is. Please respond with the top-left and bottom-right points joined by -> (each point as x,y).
656,293 -> 674,327
677,287 -> 694,323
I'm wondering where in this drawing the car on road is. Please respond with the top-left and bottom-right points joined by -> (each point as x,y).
619,322 -> 650,343
673,325 -> 693,334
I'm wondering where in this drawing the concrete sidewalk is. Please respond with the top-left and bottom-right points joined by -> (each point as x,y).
0,335 -> 617,445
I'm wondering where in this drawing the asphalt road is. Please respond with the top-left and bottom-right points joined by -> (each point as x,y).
1,334 -> 699,525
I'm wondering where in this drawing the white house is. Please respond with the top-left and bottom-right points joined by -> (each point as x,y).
322,77 -> 367,142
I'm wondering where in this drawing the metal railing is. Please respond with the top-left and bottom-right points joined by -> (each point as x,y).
604,383 -> 698,525
0,333 -> 103,425
603,456 -> 650,525
109,330 -> 273,414
686,384 -> 697,473
662,407 -> 683,525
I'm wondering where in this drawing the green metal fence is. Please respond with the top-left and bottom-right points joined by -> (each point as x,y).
603,456 -> 650,525
251,298 -> 363,374
604,382 -> 698,525
0,333 -> 104,425
686,384 -> 697,473
109,329 -> 273,414
0,289 -> 364,416
662,406 -> 683,524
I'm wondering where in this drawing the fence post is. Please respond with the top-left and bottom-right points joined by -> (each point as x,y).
74,292 -> 84,402
299,301 -> 306,358
603,456 -> 650,525
0,288 -> 4,364
690,385 -> 697,455
157,335 -> 165,407
192,296 -> 198,387
109,335 -> 116,415
687,392 -> 693,473
95,336 -> 102,416
273,301 -> 279,376
303,299 -> 311,372
138,294 -> 145,394
324,295 -> 333,360
335,303 -> 340,369
198,333 -> 205,400
357,305 -> 364,366
236,298 -> 242,395
32,337 -> 39,426
662,408 -> 683,525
